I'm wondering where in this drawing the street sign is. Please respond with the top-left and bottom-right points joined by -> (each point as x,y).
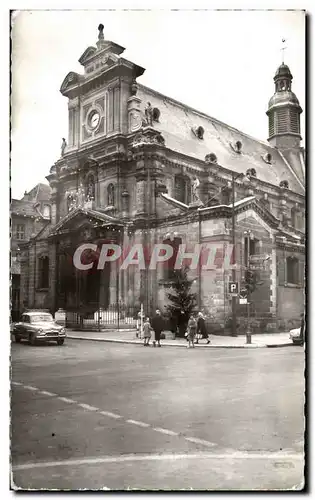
239,298 -> 248,305
249,264 -> 265,271
249,254 -> 271,263
228,282 -> 239,294
239,288 -> 248,299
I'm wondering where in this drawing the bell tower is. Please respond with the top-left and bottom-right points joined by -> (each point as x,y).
266,62 -> 302,149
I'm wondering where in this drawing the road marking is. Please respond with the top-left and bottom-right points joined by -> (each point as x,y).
184,436 -> 216,448
57,397 -> 77,404
152,427 -> 179,436
126,419 -> 150,428
23,385 -> 38,391
99,411 -> 122,419
39,391 -> 57,397
12,451 -> 303,471
11,382 -> 22,386
78,403 -> 99,411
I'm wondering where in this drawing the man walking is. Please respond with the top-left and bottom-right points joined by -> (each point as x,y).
151,309 -> 164,347
196,311 -> 210,344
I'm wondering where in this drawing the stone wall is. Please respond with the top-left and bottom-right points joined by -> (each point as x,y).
277,286 -> 305,331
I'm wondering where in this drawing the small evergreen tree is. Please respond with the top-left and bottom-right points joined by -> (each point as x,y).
165,266 -> 197,336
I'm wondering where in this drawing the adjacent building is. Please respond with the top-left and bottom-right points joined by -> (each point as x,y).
18,25 -> 305,332
11,183 -> 52,320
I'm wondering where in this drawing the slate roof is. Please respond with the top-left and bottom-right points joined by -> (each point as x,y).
11,183 -> 52,218
137,84 -> 305,196
23,183 -> 51,202
11,199 -> 38,218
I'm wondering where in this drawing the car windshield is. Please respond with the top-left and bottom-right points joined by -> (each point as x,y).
30,315 -> 53,323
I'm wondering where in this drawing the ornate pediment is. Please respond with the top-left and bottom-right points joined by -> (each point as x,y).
60,72 -> 82,95
49,207 -> 122,238
78,46 -> 97,65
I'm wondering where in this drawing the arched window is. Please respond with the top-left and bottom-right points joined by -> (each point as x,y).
221,186 -> 231,205
107,183 -> 115,206
153,108 -> 160,122
85,174 -> 95,201
38,256 -> 49,288
286,256 -> 299,284
174,175 -> 191,205
163,236 -> 182,280
279,180 -> 289,189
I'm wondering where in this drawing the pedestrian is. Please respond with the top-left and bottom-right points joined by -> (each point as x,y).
187,314 -> 197,348
196,311 -> 210,344
151,309 -> 164,347
143,317 -> 152,346
136,311 -> 145,339
178,309 -> 188,338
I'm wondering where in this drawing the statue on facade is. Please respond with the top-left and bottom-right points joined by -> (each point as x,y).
66,191 -> 78,212
192,176 -> 201,202
86,177 -> 95,201
107,183 -> 115,206
61,138 -> 67,156
145,102 -> 153,126
77,183 -> 85,206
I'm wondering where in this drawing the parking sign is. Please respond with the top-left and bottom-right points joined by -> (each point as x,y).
228,282 -> 239,295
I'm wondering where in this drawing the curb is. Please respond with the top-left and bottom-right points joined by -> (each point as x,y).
266,343 -> 295,348
66,336 -> 292,349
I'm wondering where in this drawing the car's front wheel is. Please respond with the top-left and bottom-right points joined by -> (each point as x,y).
293,339 -> 303,346
57,338 -> 65,346
15,335 -> 21,343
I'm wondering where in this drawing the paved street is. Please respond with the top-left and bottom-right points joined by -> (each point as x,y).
11,339 -> 305,491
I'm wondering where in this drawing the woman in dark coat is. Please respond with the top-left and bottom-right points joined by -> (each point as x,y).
196,312 -> 210,344
151,309 -> 164,347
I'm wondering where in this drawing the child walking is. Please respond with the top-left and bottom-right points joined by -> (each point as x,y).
143,317 -> 152,346
187,314 -> 197,348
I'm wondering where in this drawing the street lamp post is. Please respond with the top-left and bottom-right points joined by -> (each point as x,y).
244,230 -> 253,344
231,173 -> 237,337
230,173 -> 251,337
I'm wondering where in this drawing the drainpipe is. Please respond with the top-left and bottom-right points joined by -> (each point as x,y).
198,210 -> 202,309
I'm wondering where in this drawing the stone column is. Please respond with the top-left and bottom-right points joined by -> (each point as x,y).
135,163 -> 146,216
121,189 -> 130,218
113,85 -> 121,132
108,87 -> 114,133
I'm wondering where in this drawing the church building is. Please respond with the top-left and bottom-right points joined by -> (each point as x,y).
19,25 -> 305,333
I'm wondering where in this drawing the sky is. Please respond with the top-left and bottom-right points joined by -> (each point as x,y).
10,9 -> 305,199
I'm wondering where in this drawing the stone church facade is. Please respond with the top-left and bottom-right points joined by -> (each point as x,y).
19,25 -> 305,332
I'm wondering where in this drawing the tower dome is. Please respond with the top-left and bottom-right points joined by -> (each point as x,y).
266,62 -> 302,149
274,63 -> 292,79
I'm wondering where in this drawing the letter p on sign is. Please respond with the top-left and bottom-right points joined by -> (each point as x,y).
229,282 -> 238,294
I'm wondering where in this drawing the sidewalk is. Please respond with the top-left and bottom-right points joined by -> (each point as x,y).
67,329 -> 294,348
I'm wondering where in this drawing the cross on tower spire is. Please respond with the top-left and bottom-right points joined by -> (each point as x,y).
281,38 -> 287,64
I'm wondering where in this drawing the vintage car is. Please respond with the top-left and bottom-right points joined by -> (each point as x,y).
12,311 -> 66,345
289,317 -> 305,346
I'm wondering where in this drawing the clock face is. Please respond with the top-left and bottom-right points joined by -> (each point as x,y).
89,111 -> 100,129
